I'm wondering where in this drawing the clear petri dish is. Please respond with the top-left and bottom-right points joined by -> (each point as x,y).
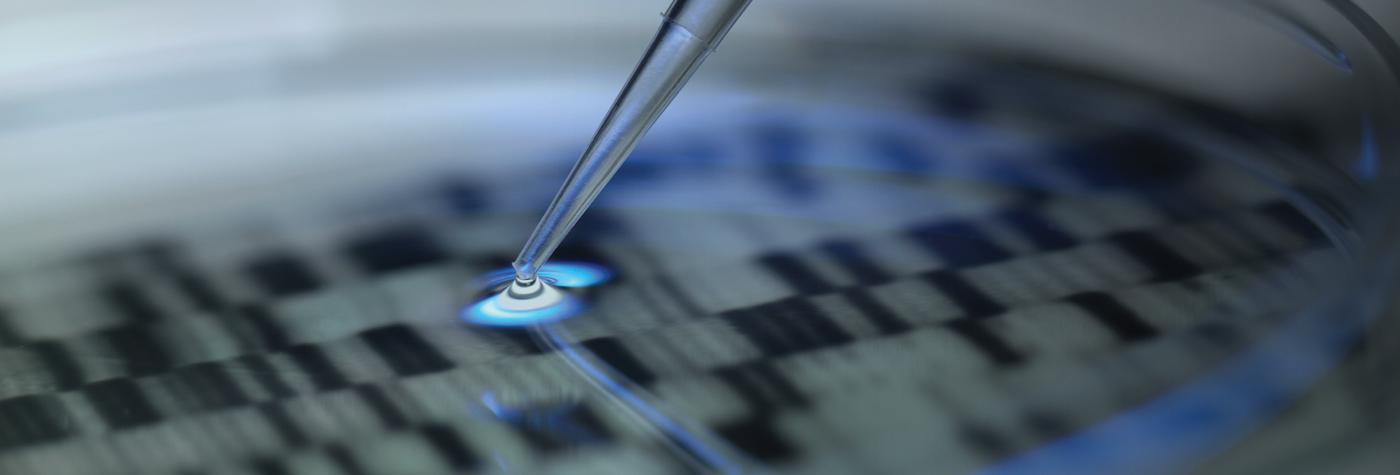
0,1 -> 1395,474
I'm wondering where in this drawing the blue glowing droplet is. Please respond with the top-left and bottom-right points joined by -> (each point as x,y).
461,262 -> 611,327
463,292 -> 584,327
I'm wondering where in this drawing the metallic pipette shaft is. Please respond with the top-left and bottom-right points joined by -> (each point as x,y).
511,0 -> 751,282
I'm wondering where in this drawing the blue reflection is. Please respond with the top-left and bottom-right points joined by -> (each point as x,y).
538,262 -> 612,288
978,292 -> 1374,475
542,327 -> 743,474
463,292 -> 584,327
1353,117 -> 1378,180
476,392 -> 607,445
462,262 -> 611,327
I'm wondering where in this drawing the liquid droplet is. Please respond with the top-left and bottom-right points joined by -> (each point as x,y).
461,262 -> 611,327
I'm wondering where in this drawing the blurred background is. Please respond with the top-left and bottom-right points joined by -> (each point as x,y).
0,1 -> 1398,474
1,0 -> 1396,258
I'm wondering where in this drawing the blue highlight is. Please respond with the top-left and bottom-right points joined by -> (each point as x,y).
976,292 -> 1374,475
475,392 -> 606,444
537,262 -> 613,288
1353,117 -> 1378,180
541,327 -> 743,474
463,293 -> 585,327
462,262 -> 612,327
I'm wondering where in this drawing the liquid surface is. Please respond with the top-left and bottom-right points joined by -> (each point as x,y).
463,263 -> 611,327
0,63 -> 1353,474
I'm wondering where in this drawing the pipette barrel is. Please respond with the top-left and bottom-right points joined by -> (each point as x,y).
511,0 -> 751,282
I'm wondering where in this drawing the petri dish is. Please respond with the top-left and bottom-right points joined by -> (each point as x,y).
0,1 -> 1395,474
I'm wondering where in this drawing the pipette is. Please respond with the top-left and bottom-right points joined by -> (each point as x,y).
501,0 -> 752,308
